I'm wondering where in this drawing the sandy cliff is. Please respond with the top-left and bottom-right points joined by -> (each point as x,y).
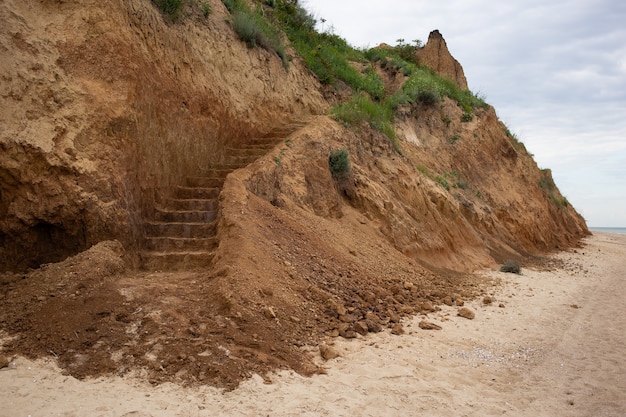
0,0 -> 588,388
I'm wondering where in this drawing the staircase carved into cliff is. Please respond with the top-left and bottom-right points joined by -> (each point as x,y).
139,122 -> 306,271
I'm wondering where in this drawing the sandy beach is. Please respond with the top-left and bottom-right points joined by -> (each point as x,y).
1,232 -> 625,417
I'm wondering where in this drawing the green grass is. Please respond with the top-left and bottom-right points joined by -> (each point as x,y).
331,94 -> 401,153
222,0 -> 287,67
152,0 -> 185,19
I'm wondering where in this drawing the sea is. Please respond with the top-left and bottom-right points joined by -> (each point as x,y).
589,227 -> 626,235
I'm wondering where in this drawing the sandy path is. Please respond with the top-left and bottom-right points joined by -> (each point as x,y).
1,232 -> 625,417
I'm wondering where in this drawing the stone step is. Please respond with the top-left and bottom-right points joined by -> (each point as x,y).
144,221 -> 217,238
161,198 -> 218,211
140,251 -> 215,271
153,208 -> 217,223
144,237 -> 218,252
186,177 -> 225,188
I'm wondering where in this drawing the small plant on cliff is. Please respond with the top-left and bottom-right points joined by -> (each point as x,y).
223,0 -> 287,67
331,94 -> 401,154
500,260 -> 521,274
152,0 -> 185,19
329,148 -> 351,179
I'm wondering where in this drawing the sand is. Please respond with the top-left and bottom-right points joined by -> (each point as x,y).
1,232 -> 625,417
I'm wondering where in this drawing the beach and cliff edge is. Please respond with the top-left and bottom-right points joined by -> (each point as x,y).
1,231 -> 624,417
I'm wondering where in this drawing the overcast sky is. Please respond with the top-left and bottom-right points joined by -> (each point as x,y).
305,0 -> 626,227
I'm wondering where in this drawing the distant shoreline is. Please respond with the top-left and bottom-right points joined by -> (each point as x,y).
589,227 -> 626,235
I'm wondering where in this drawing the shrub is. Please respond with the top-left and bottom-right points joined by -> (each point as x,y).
329,148 -> 351,179
152,0 -> 184,19
500,260 -> 521,274
461,111 -> 473,122
233,11 -> 262,47
201,2 -> 211,17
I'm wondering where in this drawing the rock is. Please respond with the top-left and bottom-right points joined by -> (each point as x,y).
354,321 -> 369,336
339,314 -> 356,323
388,310 -> 401,323
403,281 -> 414,291
0,355 -> 9,369
420,301 -> 436,313
262,306 -> 277,319
415,30 -> 468,89
443,296 -> 454,306
330,302 -> 347,316
483,296 -> 495,305
458,307 -> 475,319
419,320 -> 442,330
338,323 -> 357,339
365,311 -> 381,323
391,323 -> 405,335
319,344 -> 340,360
365,319 -> 382,333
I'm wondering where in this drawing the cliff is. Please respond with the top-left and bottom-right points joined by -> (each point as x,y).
0,0 -> 588,388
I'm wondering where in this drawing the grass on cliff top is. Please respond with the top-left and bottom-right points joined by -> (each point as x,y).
268,1 -> 487,152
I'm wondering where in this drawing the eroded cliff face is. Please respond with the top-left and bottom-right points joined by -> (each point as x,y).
0,0 -> 589,388
0,0 -> 326,271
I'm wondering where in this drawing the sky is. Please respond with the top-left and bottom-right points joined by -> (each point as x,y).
304,0 -> 626,227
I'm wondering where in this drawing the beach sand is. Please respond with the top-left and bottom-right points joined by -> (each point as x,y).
1,232 -> 625,417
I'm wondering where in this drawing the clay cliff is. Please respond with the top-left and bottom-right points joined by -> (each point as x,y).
0,0 -> 588,388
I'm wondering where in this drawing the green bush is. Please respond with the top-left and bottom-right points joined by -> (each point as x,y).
500,260 -> 521,274
233,11 -> 262,47
329,149 -> 351,179
201,2 -> 211,17
223,0 -> 287,66
152,0 -> 184,19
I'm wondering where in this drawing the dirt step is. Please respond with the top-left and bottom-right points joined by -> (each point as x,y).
144,221 -> 217,238
144,237 -> 218,252
224,146 -> 274,155
175,186 -> 220,200
139,250 -> 215,271
153,208 -> 217,223
221,154 -> 264,165
161,198 -> 218,212
186,177 -> 225,188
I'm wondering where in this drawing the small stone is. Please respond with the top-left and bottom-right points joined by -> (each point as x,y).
443,296 -> 454,306
365,319 -> 383,333
391,323 -> 405,335
458,307 -> 475,319
403,281 -> 414,290
263,307 -> 277,319
388,310 -> 400,323
421,301 -> 436,313
331,302 -> 347,316
354,321 -> 369,336
0,355 -> 9,369
290,315 -> 301,323
483,296 -> 495,305
498,303 -> 505,308
338,323 -> 357,339
319,344 -> 340,360
365,312 -> 381,323
419,320 -> 442,330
